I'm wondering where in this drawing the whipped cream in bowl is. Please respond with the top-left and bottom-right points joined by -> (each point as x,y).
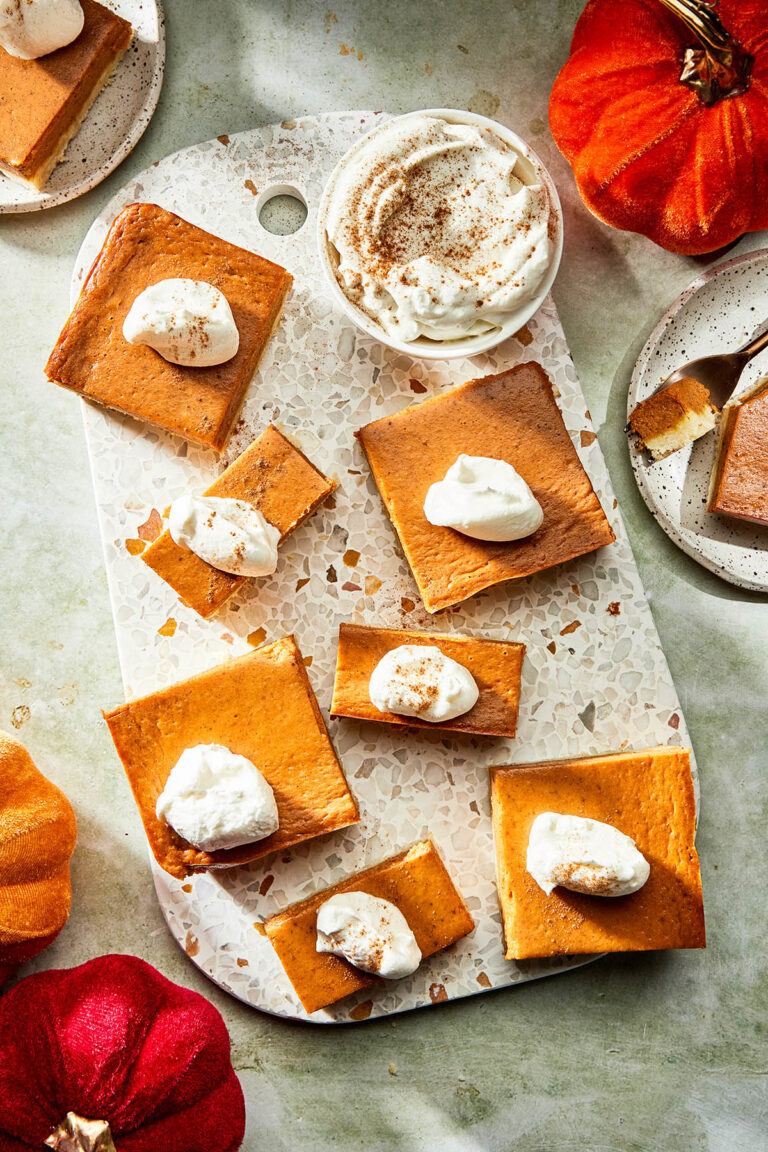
318,109 -> 562,360
0,0 -> 84,60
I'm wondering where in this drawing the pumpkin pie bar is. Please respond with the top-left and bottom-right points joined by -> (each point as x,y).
265,840 -> 474,1014
356,363 -> 615,613
142,425 -> 335,618
490,746 -> 705,960
628,376 -> 718,461
103,636 -> 358,880
0,0 -> 132,188
707,378 -> 768,525
45,202 -> 292,451
331,623 -> 525,736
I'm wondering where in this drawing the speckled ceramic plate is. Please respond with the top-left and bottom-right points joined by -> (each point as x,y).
0,0 -> 164,213
628,249 -> 768,592
72,113 -> 695,1023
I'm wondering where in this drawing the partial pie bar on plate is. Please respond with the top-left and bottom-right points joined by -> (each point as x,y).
356,363 -> 615,613
265,840 -> 474,1015
628,376 -> 718,461
103,635 -> 358,880
490,746 -> 705,960
45,202 -> 292,451
707,377 -> 768,526
142,424 -> 335,618
0,0 -> 132,189
330,623 -> 525,737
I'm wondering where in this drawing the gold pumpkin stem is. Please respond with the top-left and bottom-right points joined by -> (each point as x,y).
44,1113 -> 117,1152
657,0 -> 753,105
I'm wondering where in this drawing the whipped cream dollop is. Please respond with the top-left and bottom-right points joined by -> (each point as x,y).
527,812 -> 650,898
423,454 -> 543,542
369,644 -> 479,723
156,744 -> 279,852
168,494 -> 280,578
123,279 -> 240,367
316,891 -> 422,979
323,113 -> 551,343
0,0 -> 83,59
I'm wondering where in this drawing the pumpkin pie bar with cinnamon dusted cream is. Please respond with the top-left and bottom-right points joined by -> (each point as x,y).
356,363 -> 615,613
45,202 -> 292,451
707,378 -> 768,525
104,636 -> 358,880
331,623 -> 525,737
628,377 -> 718,461
265,840 -> 474,1015
0,0 -> 132,188
490,746 -> 705,960
141,425 -> 335,618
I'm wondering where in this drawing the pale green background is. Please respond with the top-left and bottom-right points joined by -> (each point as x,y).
1,1 -> 766,1148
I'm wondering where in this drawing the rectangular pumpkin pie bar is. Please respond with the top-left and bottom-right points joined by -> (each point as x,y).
45,202 -> 292,451
0,0 -> 132,188
142,425 -> 335,618
490,746 -> 705,960
331,623 -> 525,737
104,636 -> 358,880
356,363 -> 615,613
707,377 -> 768,525
265,840 -> 474,1015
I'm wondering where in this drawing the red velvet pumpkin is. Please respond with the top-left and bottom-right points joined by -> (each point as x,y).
0,955 -> 245,1152
549,0 -> 768,254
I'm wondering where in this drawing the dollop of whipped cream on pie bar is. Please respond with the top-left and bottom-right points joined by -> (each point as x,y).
168,494 -> 280,578
323,113 -> 551,342
423,454 -> 543,542
527,812 -> 650,898
316,891 -> 422,979
123,279 -> 240,367
0,0 -> 83,59
369,644 -> 479,723
156,744 -> 279,852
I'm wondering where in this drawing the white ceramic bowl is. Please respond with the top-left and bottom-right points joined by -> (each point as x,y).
317,108 -> 563,361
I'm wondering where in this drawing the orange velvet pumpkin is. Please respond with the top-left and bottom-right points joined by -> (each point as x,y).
549,0 -> 768,254
0,731 -> 77,982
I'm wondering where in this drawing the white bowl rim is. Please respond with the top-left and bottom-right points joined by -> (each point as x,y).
316,107 -> 564,361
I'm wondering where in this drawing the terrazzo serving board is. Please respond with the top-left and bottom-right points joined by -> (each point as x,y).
628,249 -> 768,593
0,0 -> 165,213
73,112 -> 695,1023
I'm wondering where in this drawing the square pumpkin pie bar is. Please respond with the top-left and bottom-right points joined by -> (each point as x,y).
331,623 -> 525,737
265,840 -> 474,1015
356,363 -> 615,613
45,202 -> 292,451
490,747 -> 705,960
707,378 -> 768,526
142,425 -> 335,618
0,0 -> 132,188
104,636 -> 358,880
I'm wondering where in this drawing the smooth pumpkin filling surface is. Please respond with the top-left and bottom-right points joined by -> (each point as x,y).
490,747 -> 705,961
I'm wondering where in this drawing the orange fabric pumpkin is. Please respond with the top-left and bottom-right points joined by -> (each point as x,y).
549,0 -> 768,254
0,731 -> 77,982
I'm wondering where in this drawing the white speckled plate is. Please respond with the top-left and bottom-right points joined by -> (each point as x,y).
72,113 -> 695,1023
0,0 -> 164,213
628,249 -> 768,592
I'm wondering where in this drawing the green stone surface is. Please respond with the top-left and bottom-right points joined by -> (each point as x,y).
0,2 -> 766,1148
